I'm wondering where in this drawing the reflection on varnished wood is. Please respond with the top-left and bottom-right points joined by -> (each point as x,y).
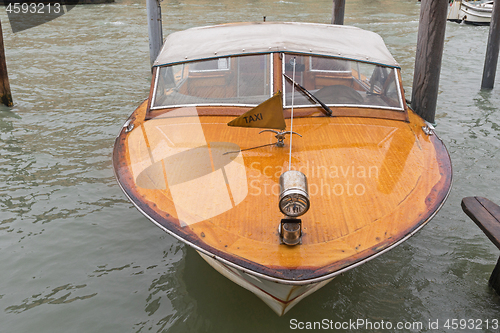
114,107 -> 451,281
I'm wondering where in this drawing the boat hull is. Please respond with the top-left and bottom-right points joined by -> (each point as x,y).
198,251 -> 334,316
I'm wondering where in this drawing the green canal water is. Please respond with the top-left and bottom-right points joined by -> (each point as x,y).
1,0 -> 500,332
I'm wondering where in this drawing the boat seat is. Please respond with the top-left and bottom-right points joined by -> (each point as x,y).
313,85 -> 364,104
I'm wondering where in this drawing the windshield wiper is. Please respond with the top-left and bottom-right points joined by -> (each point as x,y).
283,74 -> 333,117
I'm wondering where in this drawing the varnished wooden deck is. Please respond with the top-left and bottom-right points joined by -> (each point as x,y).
114,102 -> 452,282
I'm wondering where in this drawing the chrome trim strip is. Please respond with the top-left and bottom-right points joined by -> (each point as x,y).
151,68 -> 160,109
283,104 -> 405,112
270,54 -> 274,96
150,103 -> 263,110
393,68 -> 405,110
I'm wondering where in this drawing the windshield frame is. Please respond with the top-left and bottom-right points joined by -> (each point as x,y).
281,53 -> 405,112
150,54 -> 274,110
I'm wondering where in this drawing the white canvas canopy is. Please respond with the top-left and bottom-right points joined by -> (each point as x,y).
153,22 -> 400,68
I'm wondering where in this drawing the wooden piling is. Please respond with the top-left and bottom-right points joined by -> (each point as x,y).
410,0 -> 448,124
490,257 -> 500,292
147,0 -> 163,67
331,0 -> 346,25
481,0 -> 500,89
0,19 -> 13,107
461,197 -> 500,294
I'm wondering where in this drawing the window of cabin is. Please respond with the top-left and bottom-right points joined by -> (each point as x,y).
152,54 -> 272,109
282,54 -> 404,111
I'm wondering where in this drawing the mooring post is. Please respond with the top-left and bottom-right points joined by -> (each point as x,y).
481,0 -> 500,89
411,0 -> 448,124
490,257 -> 500,293
331,0 -> 346,25
0,19 -> 13,107
147,0 -> 163,67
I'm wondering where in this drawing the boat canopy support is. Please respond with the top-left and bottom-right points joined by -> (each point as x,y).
147,0 -> 163,67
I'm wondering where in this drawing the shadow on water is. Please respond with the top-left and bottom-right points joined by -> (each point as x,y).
144,242 -> 433,333
0,105 -> 21,119
142,247 -> 280,333
152,235 -> 500,333
314,243 -> 428,331
4,283 -> 97,313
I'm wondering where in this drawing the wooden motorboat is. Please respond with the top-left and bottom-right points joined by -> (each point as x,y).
448,0 -> 493,25
113,22 -> 452,315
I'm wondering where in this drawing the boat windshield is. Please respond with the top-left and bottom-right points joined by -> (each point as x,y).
283,54 -> 404,111
152,54 -> 272,109
151,52 -> 404,112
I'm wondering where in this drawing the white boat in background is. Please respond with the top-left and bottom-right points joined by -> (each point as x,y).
448,0 -> 493,25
